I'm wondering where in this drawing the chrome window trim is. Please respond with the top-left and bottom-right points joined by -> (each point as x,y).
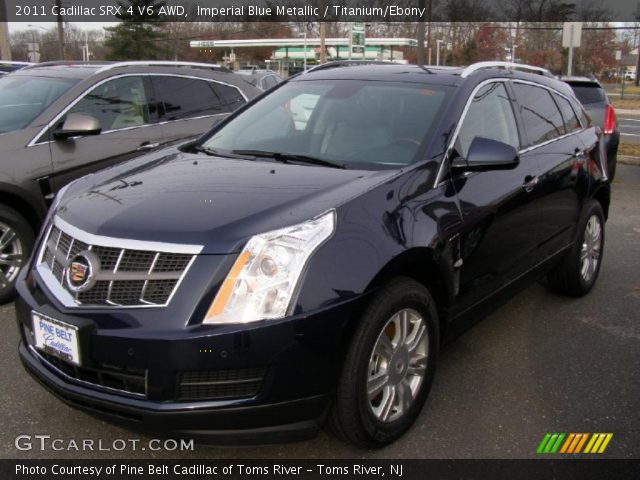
434,77 -> 585,187
27,73 -> 247,147
34,216 -> 203,309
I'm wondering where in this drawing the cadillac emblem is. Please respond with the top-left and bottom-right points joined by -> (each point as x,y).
65,251 -> 100,293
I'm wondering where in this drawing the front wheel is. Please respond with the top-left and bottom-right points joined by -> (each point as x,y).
329,277 -> 439,448
0,205 -> 34,304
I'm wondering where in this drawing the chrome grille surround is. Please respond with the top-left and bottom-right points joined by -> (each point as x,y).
35,216 -> 203,308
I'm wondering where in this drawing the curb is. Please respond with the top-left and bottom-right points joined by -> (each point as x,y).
619,155 -> 640,166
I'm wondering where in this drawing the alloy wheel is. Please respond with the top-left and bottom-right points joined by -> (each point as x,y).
0,221 -> 24,288
367,308 -> 429,423
580,214 -> 602,282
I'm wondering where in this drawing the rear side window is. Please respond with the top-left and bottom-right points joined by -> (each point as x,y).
512,84 -> 565,146
152,76 -> 222,120
212,83 -> 245,112
455,82 -> 519,158
553,93 -> 582,132
568,83 -> 606,105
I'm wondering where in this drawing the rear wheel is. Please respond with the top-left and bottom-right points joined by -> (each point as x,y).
329,277 -> 439,448
545,200 -> 604,297
0,205 -> 34,304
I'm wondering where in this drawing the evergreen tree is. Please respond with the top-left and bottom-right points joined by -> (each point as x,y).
105,0 -> 166,60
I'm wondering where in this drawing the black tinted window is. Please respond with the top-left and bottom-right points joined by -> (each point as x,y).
212,83 -> 245,112
513,84 -> 565,146
153,76 -> 222,120
456,82 -> 519,158
568,84 -> 606,105
554,93 -> 581,132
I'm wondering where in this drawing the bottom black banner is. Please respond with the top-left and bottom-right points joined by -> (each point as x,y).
2,459 -> 640,480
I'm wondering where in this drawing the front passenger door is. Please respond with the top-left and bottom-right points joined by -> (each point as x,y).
47,75 -> 164,193
448,81 -> 545,312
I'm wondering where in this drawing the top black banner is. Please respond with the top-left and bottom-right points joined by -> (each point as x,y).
6,0 -> 640,22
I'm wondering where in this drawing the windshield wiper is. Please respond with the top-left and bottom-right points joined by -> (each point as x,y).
192,145 -> 251,160
231,150 -> 346,169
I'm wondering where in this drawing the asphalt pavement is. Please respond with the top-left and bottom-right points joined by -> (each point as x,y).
1,165 -> 639,459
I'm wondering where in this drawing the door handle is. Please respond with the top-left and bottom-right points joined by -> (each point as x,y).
522,175 -> 539,193
137,142 -> 159,151
574,149 -> 587,162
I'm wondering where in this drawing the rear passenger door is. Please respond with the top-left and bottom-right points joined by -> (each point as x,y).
511,82 -> 587,258
47,75 -> 165,193
449,81 -> 545,312
150,75 -> 246,143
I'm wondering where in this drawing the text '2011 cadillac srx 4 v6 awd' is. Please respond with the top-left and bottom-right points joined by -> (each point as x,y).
16,61 -> 610,448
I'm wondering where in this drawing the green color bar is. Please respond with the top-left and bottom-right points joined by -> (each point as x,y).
550,433 -> 566,453
537,434 -> 552,454
544,434 -> 559,453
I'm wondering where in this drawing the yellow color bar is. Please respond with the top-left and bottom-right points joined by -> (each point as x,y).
584,434 -> 598,453
590,434 -> 606,453
598,434 -> 613,454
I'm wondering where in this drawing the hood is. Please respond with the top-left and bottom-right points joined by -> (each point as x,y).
56,149 -> 396,253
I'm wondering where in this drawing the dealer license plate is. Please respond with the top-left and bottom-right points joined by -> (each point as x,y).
32,311 -> 81,366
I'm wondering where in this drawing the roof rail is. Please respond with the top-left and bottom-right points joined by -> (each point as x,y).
24,61 -> 111,69
461,61 -> 552,78
95,61 -> 231,74
304,60 -> 401,74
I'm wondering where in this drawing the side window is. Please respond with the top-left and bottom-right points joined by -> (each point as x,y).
456,82 -> 519,158
152,76 -> 222,121
512,84 -> 565,146
212,83 -> 246,112
68,76 -> 149,131
553,93 -> 581,132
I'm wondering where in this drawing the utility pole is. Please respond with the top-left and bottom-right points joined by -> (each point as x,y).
0,0 -> 11,60
319,22 -> 326,64
416,0 -> 425,66
55,0 -> 65,59
426,0 -> 433,65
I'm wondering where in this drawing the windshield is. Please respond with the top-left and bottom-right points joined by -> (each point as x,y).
0,74 -> 78,134
203,79 -> 450,169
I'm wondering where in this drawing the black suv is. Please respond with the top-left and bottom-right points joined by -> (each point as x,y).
0,61 -> 259,302
16,62 -> 610,448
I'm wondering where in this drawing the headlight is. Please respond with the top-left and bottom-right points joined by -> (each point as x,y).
203,210 -> 336,324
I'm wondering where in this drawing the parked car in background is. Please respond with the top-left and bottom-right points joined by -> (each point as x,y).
562,76 -> 619,180
17,62 -> 610,448
0,61 -> 259,302
235,68 -> 283,91
0,61 -> 32,75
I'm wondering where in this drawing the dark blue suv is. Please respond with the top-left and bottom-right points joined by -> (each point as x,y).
16,61 -> 611,448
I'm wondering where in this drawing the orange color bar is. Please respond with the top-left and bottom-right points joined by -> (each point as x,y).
574,433 -> 589,453
560,434 -> 575,454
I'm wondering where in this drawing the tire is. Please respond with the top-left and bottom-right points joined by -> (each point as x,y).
329,277 -> 439,448
0,205 -> 35,304
608,156 -> 617,182
545,200 -> 605,297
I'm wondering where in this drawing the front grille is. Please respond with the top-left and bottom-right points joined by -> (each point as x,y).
177,367 -> 267,401
37,222 -> 197,308
36,349 -> 147,397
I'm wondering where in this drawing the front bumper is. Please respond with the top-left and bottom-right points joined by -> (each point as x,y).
16,272 -> 366,443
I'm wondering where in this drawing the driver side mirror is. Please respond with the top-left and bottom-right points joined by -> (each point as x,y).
452,137 -> 519,172
54,113 -> 101,140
